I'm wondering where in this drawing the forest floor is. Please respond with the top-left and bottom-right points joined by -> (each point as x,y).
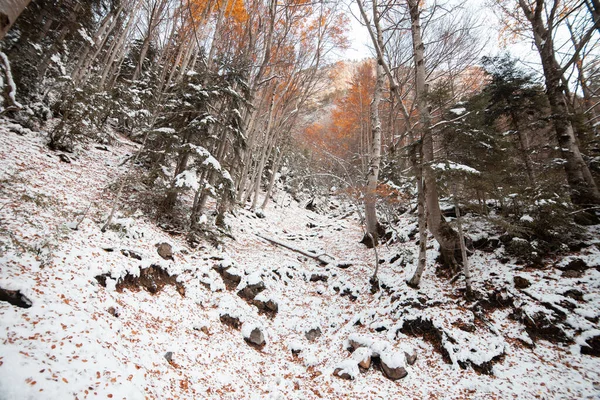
0,122 -> 599,399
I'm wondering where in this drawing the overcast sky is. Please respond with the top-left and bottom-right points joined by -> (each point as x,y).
336,0 -> 546,76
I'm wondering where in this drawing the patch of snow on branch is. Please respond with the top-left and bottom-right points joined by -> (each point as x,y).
432,161 -> 480,175
449,107 -> 467,115
174,170 -> 199,191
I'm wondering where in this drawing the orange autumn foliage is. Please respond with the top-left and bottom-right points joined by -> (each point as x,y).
303,60 -> 376,163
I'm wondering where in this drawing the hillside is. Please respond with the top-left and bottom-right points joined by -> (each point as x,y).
1,123 -> 599,399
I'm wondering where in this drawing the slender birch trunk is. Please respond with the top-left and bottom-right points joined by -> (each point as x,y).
363,62 -> 384,247
408,0 -> 459,267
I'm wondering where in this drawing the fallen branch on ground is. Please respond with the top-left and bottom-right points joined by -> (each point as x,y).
256,233 -> 339,265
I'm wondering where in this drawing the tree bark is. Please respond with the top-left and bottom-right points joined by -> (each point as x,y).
518,0 -> 600,206
407,142 -> 428,287
408,0 -> 459,266
261,145 -> 284,210
453,183 -> 472,297
363,62 -> 384,247
0,0 -> 31,40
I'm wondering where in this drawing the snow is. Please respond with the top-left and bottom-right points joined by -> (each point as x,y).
449,107 -> 467,115
351,346 -> 372,362
241,320 -> 264,340
49,54 -> 66,75
174,169 -> 199,190
520,214 -> 534,223
246,271 -> 263,285
0,125 -> 599,399
77,28 -> 95,46
380,351 -> 406,369
153,127 -> 176,134
333,359 -> 360,379
432,161 -> 480,175
202,155 -> 222,171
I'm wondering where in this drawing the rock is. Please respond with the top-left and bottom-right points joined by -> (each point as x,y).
0,288 -> 32,308
473,237 -> 501,252
58,154 -> 71,163
453,319 -> 476,333
514,276 -> 531,289
389,253 -> 402,264
243,326 -> 266,349
164,351 -> 173,362
564,258 -> 588,271
309,274 -> 328,282
288,340 -> 303,357
97,265 -> 185,296
581,334 -> 600,357
237,279 -> 266,301
333,360 -> 359,380
305,327 -> 322,342
213,266 -> 242,291
306,198 -> 317,211
252,296 -> 278,317
121,249 -> 142,260
573,211 -> 599,225
404,350 -> 417,366
562,269 -> 584,278
193,325 -> 210,335
220,313 -> 241,329
107,307 -> 119,317
156,242 -> 174,260
562,289 -> 584,301
380,352 -> 408,381
351,347 -> 372,369
333,368 -> 353,380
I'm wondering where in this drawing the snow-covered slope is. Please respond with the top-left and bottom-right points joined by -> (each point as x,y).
1,124 -> 599,399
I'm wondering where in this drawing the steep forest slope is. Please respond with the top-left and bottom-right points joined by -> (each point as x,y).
1,124 -> 599,399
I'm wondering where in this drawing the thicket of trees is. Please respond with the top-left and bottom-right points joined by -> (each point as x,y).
0,0 -> 349,237
0,0 -> 598,291
300,0 -> 599,289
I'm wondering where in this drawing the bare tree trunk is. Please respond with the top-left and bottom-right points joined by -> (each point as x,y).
510,111 -> 535,184
519,0 -> 600,207
250,89 -> 276,209
407,142 -> 428,287
236,2 -> 276,203
132,2 -> 159,82
408,0 -> 459,267
363,62 -> 384,247
0,0 -> 31,40
99,11 -> 137,88
452,183 -> 472,297
72,5 -> 124,85
205,0 -> 231,73
261,145 -> 284,210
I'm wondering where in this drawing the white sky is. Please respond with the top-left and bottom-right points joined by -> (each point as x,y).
335,0 -> 549,76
